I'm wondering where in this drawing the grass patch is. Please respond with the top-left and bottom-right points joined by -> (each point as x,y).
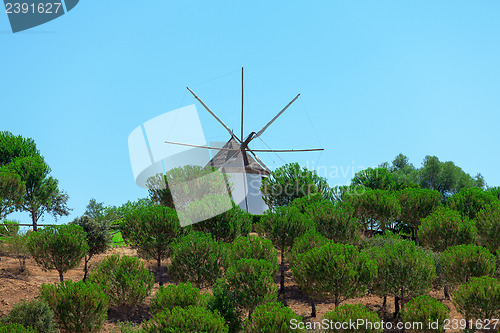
111,231 -> 126,247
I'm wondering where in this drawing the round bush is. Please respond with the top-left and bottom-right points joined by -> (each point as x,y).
207,278 -> 242,333
142,306 -> 228,333
5,299 -> 57,333
323,304 -> 382,333
168,232 -> 226,288
226,258 -> 277,317
71,215 -> 111,281
120,204 -> 187,285
305,200 -> 359,244
0,323 -> 34,333
40,280 -> 109,333
150,282 -> 205,315
243,301 -> 304,333
192,201 -> 253,243
230,235 -> 277,273
88,254 -> 154,313
26,224 -> 89,282
3,233 -> 30,272
363,238 -> 435,311
287,229 -> 328,266
453,276 -> 500,324
401,295 -> 449,333
441,244 -> 496,289
419,207 -> 477,252
292,242 -> 376,309
475,203 -> 500,253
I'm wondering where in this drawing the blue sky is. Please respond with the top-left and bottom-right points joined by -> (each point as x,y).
1,1 -> 499,224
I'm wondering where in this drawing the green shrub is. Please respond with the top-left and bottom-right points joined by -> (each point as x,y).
3,233 -> 30,272
88,254 -> 154,315
40,280 -> 109,333
5,299 -> 57,333
257,205 -> 313,293
453,276 -> 500,329
0,219 -> 19,237
207,278 -> 242,333
142,306 -> 228,333
229,235 -> 277,273
346,188 -> 401,232
447,187 -> 498,220
287,229 -> 328,266
322,304 -> 382,333
192,202 -> 252,243
168,232 -> 226,288
26,224 -> 89,282
475,203 -> 500,253
305,200 -> 359,244
243,301 -> 304,333
362,233 -> 408,307
441,244 -> 495,290
396,188 -> 441,244
401,295 -> 449,333
419,207 -> 477,252
292,242 -> 376,317
0,323 -> 34,333
366,238 -> 435,311
227,258 -> 277,318
120,205 -> 187,285
71,215 -> 111,281
150,282 -> 205,315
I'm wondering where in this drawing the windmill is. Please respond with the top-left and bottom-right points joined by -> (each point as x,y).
165,68 -> 323,214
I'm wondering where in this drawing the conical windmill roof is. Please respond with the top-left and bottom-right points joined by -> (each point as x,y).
206,137 -> 270,175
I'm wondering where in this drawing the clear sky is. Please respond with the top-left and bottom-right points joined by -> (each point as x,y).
1,1 -> 499,224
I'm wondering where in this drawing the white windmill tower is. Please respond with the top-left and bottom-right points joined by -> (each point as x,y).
165,68 -> 323,214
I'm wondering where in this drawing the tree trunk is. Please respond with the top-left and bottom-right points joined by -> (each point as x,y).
248,309 -> 253,320
444,286 -> 450,300
382,295 -> 387,311
400,291 -> 405,311
334,296 -> 340,308
279,249 -> 285,294
414,226 -> 420,245
310,299 -> 316,318
394,296 -> 400,318
58,270 -> 64,282
83,255 -> 89,282
157,257 -> 163,286
31,210 -> 37,231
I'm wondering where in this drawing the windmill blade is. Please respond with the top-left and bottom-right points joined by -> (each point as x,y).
187,87 -> 242,143
165,141 -> 239,151
255,94 -> 300,138
249,148 -> 324,153
241,67 -> 244,142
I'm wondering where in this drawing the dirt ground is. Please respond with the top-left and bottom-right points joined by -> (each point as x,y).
0,246 -> 491,332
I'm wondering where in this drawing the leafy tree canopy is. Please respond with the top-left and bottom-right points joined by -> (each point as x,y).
345,189 -> 401,232
261,162 -> 332,208
374,154 -> 485,200
447,187 -> 498,220
0,132 -> 69,230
